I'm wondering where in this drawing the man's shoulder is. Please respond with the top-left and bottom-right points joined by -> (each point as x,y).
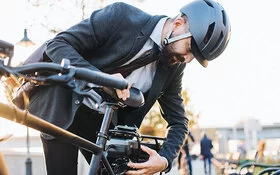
101,2 -> 152,23
109,2 -> 134,8
107,2 -> 145,14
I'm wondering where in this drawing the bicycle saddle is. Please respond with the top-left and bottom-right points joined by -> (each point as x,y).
101,86 -> 145,108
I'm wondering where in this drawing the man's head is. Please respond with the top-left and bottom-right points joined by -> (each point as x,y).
163,0 -> 231,67
161,15 -> 194,66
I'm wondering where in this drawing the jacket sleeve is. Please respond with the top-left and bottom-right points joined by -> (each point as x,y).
157,64 -> 189,171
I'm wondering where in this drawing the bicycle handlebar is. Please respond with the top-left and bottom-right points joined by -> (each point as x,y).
0,59 -> 152,175
9,61 -> 128,90
1,59 -> 145,107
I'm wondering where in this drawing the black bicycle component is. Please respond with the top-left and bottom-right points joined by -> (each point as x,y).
101,86 -> 145,108
0,40 -> 14,58
104,125 -> 165,175
0,40 -> 14,66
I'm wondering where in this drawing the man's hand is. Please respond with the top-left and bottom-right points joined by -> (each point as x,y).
125,145 -> 167,175
113,73 -> 130,101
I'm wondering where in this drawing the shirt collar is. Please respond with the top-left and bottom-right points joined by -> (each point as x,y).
150,17 -> 169,50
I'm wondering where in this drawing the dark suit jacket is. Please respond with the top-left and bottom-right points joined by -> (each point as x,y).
200,135 -> 213,158
27,2 -> 188,170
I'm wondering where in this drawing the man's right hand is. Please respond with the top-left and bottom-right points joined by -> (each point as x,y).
112,73 -> 130,101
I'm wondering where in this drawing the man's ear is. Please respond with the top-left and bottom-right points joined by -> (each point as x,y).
172,16 -> 186,31
174,16 -> 186,27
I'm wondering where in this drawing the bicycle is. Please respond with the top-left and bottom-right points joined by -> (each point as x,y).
235,162 -> 280,175
0,41 -> 166,175
220,150 -> 280,175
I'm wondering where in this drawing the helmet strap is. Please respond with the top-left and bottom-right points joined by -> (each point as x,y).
164,32 -> 192,46
163,25 -> 192,46
163,14 -> 192,46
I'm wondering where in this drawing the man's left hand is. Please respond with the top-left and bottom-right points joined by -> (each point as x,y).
125,145 -> 167,175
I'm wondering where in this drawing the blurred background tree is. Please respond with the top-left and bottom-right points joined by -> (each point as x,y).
139,89 -> 199,137
26,0 -> 148,35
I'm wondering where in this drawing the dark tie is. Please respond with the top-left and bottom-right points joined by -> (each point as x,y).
109,44 -> 160,77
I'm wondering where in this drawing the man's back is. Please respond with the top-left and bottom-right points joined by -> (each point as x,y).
200,134 -> 213,157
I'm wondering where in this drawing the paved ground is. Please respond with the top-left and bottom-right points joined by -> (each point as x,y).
166,158 -> 217,175
191,158 -> 216,175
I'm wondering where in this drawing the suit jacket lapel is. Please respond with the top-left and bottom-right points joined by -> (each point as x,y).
103,15 -> 164,73
125,15 -> 165,60
119,15 -> 166,65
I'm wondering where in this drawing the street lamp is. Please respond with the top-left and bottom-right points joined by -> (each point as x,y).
25,127 -> 32,175
16,28 -> 34,175
16,29 -> 35,47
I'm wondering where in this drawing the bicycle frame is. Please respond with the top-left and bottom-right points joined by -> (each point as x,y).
0,100 -> 120,175
0,52 -> 164,175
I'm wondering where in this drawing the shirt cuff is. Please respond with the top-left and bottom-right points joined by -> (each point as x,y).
161,156 -> 169,173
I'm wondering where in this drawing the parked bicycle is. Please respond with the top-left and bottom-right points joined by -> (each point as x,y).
217,150 -> 280,175
0,45 -> 165,175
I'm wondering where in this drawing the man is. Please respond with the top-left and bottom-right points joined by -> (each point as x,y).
23,0 -> 230,174
200,133 -> 214,174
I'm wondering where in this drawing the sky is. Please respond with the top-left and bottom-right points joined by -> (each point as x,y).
181,0 -> 280,127
1,0 -> 280,136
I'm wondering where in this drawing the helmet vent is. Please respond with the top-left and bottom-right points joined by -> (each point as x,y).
210,32 -> 224,54
203,23 -> 215,45
204,0 -> 214,8
222,10 -> 227,26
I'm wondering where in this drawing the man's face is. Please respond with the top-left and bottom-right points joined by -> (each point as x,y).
161,37 -> 194,65
161,16 -> 195,65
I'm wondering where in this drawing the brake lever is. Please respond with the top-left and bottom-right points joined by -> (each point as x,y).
69,85 -> 105,113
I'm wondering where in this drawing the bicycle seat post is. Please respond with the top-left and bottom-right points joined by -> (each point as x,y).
88,102 -> 118,175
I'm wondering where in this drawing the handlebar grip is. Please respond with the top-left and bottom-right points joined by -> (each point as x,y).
75,68 -> 128,90
10,63 -> 64,74
102,87 -> 145,108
